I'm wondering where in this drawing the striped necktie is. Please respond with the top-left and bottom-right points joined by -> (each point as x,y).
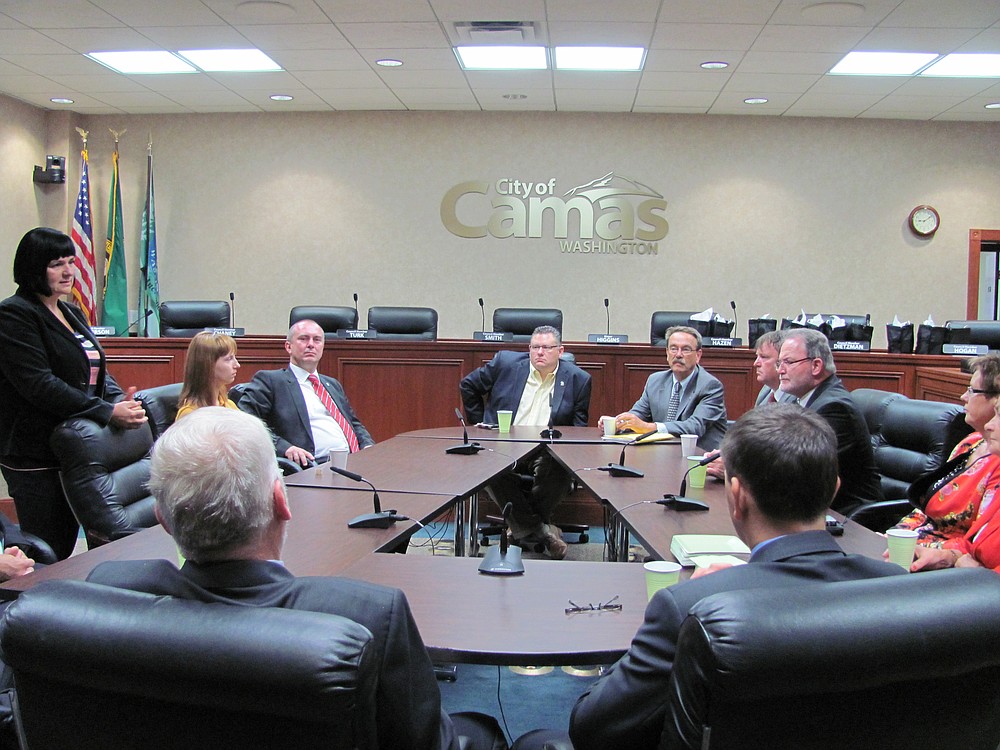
307,373 -> 360,453
665,380 -> 681,421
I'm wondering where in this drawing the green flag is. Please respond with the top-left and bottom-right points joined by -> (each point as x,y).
101,146 -> 129,335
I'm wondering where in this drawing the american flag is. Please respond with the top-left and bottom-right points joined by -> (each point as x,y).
71,148 -> 97,325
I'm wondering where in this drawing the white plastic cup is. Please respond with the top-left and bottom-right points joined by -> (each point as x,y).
680,434 -> 698,455
330,449 -> 349,470
644,561 -> 682,600
600,416 -> 616,436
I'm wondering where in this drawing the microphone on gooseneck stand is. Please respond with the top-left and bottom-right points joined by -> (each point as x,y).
124,308 -> 153,335
605,297 -> 611,335
446,407 -> 485,455
229,291 -> 236,328
539,395 -> 562,440
598,429 -> 658,478
657,454 -> 714,511
478,502 -> 524,576
730,300 -> 737,338
479,297 -> 486,332
330,466 -> 406,528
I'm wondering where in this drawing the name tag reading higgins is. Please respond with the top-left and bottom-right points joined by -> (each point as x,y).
587,333 -> 629,344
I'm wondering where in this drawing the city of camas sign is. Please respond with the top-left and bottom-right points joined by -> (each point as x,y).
440,172 -> 668,255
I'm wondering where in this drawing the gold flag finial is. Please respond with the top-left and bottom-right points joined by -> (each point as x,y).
75,127 -> 89,147
109,127 -> 126,145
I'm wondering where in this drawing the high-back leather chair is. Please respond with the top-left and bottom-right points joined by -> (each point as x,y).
945,320 -> 1000,349
49,418 -> 157,548
492,308 -> 563,343
135,382 -> 183,440
159,300 -> 231,337
1,579 -> 378,750
650,311 -> 697,346
290,305 -> 358,337
849,388 -> 907,439
662,568 -> 1000,750
367,306 -> 438,340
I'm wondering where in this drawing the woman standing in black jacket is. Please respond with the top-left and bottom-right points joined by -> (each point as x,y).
0,228 -> 147,559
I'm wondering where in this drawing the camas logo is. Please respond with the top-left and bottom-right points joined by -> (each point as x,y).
440,172 -> 668,256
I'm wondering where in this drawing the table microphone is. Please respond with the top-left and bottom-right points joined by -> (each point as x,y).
329,466 -> 404,528
229,291 -> 236,329
478,502 -> 524,576
479,297 -> 486,332
353,292 -> 359,322
540,395 -> 562,439
604,297 -> 610,335
446,407 -> 485,455
598,429 -> 659,478
730,299 -> 737,338
657,454 -> 715,511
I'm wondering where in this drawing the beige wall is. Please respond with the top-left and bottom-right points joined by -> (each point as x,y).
2,96 -> 999,345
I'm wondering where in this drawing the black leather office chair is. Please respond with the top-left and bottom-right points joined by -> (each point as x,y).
650,311 -> 697,346
847,390 -> 970,531
945,320 -> 1000,349
159,300 -> 231,337
49,418 -> 157,549
492,308 -> 563,343
1,579 -> 378,750
661,568 -> 1000,750
367,306 -> 438,340
135,382 -> 183,440
290,305 -> 358,337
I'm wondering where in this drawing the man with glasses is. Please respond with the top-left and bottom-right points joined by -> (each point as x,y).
776,328 -> 881,514
614,326 -> 727,451
460,325 -> 591,559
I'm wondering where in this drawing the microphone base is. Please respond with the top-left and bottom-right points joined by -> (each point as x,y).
539,428 -> 562,439
658,495 -> 710,512
599,464 -> 645,478
478,544 -> 525,575
445,442 -> 485,455
348,511 -> 400,529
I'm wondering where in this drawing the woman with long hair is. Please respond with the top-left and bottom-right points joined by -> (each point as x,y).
176,331 -> 240,419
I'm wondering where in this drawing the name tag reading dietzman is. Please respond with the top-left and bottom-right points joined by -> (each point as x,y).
90,325 -> 116,337
337,328 -> 376,339
830,340 -> 871,352
473,331 -> 514,342
206,327 -> 245,337
703,337 -> 743,348
943,343 -> 988,356
587,333 -> 629,344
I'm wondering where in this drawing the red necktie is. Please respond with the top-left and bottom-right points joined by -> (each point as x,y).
307,373 -> 360,453
767,391 -> 777,403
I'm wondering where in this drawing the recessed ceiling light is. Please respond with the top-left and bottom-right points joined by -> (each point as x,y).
554,46 -> 645,71
86,50 -> 196,74
830,51 -> 939,76
744,97 -> 768,104
502,93 -> 527,100
985,102 -> 1000,109
177,48 -> 281,72
921,53 -> 1000,77
376,58 -> 403,67
700,61 -> 729,70
269,94 -> 293,101
455,46 -> 547,70
50,97 -> 74,104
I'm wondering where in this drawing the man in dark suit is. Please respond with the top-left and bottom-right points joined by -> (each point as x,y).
238,319 -> 374,467
86,407 -> 504,750
460,326 -> 591,558
614,326 -> 728,451
777,328 -> 883,514
560,405 -> 904,750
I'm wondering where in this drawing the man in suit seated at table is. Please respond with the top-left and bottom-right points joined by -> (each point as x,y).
86,407 -> 506,750
776,327 -> 882,515
614,325 -> 727,451
238,319 -> 374,467
460,325 -> 591,560
550,405 -> 904,750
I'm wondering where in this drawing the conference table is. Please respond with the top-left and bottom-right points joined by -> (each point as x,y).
0,424 -> 890,665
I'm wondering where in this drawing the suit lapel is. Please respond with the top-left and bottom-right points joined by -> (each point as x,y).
677,367 -> 700,417
283,368 -> 312,433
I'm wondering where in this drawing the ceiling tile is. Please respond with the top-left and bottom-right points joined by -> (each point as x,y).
650,23 -> 762,51
235,22 -> 349,49
314,0 -> 437,23
547,21 -> 656,46
336,22 -> 449,48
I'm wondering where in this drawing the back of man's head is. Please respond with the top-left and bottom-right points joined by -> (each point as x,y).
721,404 -> 839,522
150,407 -> 280,562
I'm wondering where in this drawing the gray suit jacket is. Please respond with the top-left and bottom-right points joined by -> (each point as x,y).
569,531 -> 905,750
87,558 -> 458,750
629,365 -> 727,451
754,385 -> 796,406
238,368 -> 374,458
